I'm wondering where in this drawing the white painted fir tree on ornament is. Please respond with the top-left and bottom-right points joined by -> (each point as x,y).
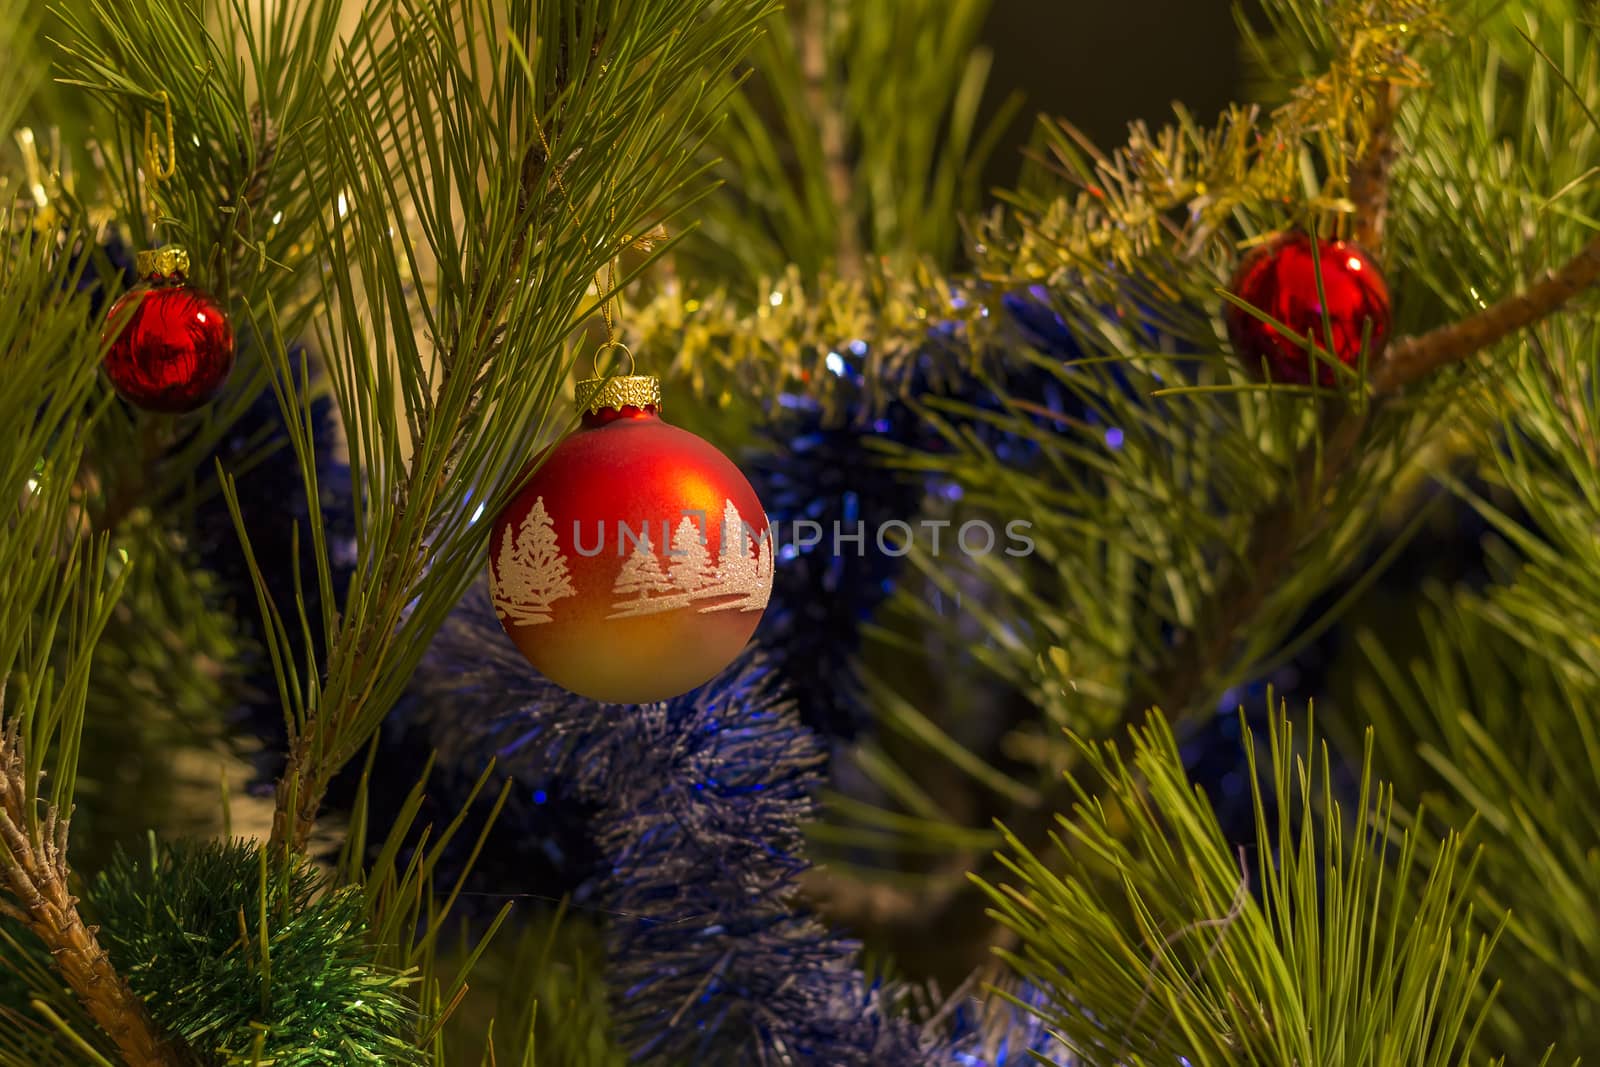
490,497 -> 576,626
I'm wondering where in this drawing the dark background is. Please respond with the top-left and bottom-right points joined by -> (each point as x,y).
979,0 -> 1247,190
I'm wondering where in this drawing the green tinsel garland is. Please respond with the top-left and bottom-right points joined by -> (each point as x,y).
89,838 -> 423,1066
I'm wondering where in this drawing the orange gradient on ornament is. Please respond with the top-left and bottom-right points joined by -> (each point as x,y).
489,403 -> 771,705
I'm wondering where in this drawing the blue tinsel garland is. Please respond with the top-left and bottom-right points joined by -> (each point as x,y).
749,295 -> 1089,743
396,582 -> 1068,1065
746,370 -> 933,742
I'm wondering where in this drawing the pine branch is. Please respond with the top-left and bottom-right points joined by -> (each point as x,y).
978,708 -> 1498,1065
1350,304 -> 1600,1053
1137,409 -> 1369,717
0,225 -> 157,1063
0,728 -> 181,1067
894,412 -> 1375,981
1001,229 -> 1600,882
911,83 -> 1600,979
1373,231 -> 1600,393
264,2 -> 587,857
258,0 -> 776,857
686,0 -> 1006,282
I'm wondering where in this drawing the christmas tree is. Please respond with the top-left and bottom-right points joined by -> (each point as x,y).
666,516 -> 718,601
610,530 -> 673,615
492,497 -> 577,627
3,0 -> 1600,1063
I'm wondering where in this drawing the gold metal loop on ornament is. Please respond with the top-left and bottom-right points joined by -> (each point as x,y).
589,340 -> 637,378
143,90 -> 177,182
575,374 -> 661,415
136,245 -> 189,278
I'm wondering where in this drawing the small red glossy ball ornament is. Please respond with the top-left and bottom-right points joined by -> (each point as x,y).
489,374 -> 772,704
102,246 -> 235,412
1225,232 -> 1391,385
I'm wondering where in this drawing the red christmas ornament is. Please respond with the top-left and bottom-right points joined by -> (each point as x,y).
102,246 -> 235,412
489,374 -> 772,704
1225,232 -> 1390,385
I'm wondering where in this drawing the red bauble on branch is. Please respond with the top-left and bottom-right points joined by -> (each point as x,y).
102,246 -> 235,413
1225,232 -> 1391,385
489,374 -> 773,704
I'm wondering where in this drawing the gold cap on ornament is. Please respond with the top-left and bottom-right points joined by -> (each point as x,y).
576,374 -> 661,415
135,245 -> 190,278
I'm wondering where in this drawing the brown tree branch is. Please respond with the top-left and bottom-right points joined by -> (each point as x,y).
269,731 -> 322,856
1373,231 -> 1600,394
92,419 -> 168,535
0,727 -> 184,1065
800,0 -> 861,280
1349,83 -> 1398,253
